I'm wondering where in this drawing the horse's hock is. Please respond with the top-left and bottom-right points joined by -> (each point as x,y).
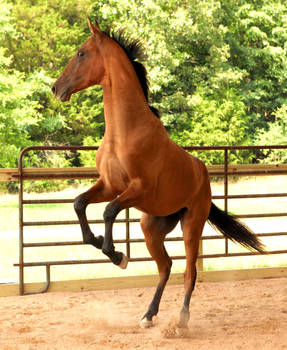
1,145 -> 287,297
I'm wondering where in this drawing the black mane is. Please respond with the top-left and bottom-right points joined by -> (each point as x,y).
103,27 -> 160,118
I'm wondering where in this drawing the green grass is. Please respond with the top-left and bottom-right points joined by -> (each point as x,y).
1,177 -> 287,284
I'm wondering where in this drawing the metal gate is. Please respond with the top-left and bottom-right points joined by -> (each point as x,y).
14,145 -> 287,295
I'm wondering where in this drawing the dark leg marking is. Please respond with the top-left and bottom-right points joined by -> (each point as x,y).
102,201 -> 124,266
178,267 -> 197,328
74,194 -> 104,249
141,267 -> 171,323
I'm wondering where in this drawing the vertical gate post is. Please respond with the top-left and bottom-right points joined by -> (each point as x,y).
224,149 -> 229,255
125,208 -> 131,259
18,151 -> 24,295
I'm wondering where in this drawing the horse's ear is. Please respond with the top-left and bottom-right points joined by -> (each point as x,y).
88,18 -> 101,35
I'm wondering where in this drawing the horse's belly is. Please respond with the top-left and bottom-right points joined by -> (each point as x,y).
133,183 -> 192,216
137,164 -> 210,216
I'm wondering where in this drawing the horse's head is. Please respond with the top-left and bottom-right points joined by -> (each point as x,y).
52,19 -> 107,102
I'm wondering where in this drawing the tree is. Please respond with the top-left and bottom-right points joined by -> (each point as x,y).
2,0 -> 287,172
254,105 -> 287,163
0,0 -> 41,168
3,0 -> 105,155
90,0 -> 254,163
226,1 -> 287,129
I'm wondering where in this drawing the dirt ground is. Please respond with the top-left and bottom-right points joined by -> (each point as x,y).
0,277 -> 286,350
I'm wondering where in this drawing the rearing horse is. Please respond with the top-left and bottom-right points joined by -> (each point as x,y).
52,20 -> 264,330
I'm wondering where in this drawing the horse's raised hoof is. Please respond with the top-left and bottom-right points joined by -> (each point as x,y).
139,317 -> 153,329
119,253 -> 128,269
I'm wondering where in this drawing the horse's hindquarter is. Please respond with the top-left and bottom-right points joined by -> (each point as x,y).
130,138 -> 211,216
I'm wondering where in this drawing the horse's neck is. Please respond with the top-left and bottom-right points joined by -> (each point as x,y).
101,57 -> 152,141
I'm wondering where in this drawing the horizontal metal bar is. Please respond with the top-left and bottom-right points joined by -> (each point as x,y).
23,199 -> 74,204
18,173 -> 99,180
23,241 -> 85,247
200,249 -> 287,259
213,193 -> 287,200
202,232 -> 287,241
226,170 -> 287,176
23,218 -> 140,226
14,169 -> 287,181
22,231 -> 287,248
206,170 -> 287,177
182,145 -> 287,151
14,255 -> 195,267
22,192 -> 287,205
23,236 -> 186,247
19,145 -> 287,154
13,249 -> 287,268
14,257 -> 153,267
23,212 -> 287,226
256,232 -> 287,237
235,213 -> 287,219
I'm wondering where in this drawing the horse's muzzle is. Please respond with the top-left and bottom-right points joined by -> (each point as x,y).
51,84 -> 71,102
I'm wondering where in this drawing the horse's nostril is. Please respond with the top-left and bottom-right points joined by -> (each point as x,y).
51,85 -> 56,95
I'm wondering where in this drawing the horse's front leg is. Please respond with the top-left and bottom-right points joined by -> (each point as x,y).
74,178 -> 116,249
102,179 -> 143,269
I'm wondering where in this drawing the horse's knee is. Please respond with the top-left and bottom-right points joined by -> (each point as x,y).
159,263 -> 172,283
160,255 -> 172,276
74,194 -> 87,215
103,201 -> 121,222
184,266 -> 197,291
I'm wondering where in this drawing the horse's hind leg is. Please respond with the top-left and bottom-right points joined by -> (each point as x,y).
178,206 -> 210,330
74,179 -> 115,249
139,212 -> 180,328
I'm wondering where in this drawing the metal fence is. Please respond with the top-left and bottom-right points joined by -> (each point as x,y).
10,145 -> 287,295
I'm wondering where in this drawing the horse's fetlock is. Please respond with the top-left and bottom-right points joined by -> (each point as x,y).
151,305 -> 159,316
102,244 -> 115,256
83,233 -> 94,245
146,303 -> 159,318
179,307 -> 190,328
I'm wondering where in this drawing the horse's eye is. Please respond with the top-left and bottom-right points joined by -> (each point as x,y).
77,51 -> 85,57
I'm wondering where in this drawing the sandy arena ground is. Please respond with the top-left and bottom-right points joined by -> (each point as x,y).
0,277 -> 286,350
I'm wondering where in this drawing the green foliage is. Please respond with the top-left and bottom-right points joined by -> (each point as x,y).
2,0 -> 105,167
0,0 -> 40,168
254,105 -> 287,163
227,1 -> 287,129
6,0 -> 91,75
1,0 -> 287,193
78,136 -> 101,167
91,0 -> 287,163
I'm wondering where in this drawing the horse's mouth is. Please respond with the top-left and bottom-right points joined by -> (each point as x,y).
59,90 -> 72,102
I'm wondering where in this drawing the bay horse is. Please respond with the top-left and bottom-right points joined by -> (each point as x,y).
52,19 -> 264,331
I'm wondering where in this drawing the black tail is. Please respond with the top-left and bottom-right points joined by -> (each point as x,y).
208,202 -> 265,253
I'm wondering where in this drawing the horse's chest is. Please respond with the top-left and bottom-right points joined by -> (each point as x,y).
97,152 -> 129,192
